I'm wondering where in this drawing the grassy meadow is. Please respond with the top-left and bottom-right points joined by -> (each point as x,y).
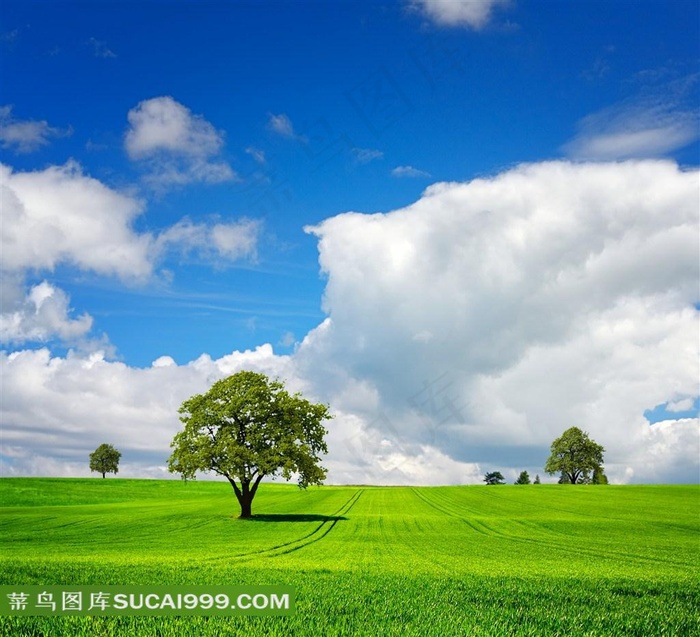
0,478 -> 698,636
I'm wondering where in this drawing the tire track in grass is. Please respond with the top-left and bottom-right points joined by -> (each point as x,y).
270,488 -> 364,557
204,489 -> 364,563
422,489 -> 700,567
467,497 -> 695,569
468,486 -> 642,524
410,488 -> 492,538
392,488 -> 468,575
419,488 -> 693,570
477,495 -> 692,568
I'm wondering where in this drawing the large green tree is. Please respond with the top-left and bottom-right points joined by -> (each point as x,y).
168,371 -> 332,518
544,427 -> 605,485
89,443 -> 122,478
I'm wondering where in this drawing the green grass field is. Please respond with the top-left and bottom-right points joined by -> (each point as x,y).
0,478 -> 698,636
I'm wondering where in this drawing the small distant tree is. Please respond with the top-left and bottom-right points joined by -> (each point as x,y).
545,427 -> 605,485
483,471 -> 505,485
533,474 -> 541,484
168,371 -> 332,518
89,443 -> 121,478
514,470 -> 531,485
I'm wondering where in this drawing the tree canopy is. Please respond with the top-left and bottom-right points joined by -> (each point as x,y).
89,443 -> 121,478
483,471 -> 505,485
168,371 -> 332,518
544,427 -> 605,485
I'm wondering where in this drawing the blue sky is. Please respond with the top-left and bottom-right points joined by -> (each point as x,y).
1,0 -> 698,484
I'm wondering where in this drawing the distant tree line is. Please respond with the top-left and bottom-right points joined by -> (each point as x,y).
483,427 -> 608,485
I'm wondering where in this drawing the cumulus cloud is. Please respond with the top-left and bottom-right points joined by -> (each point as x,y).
1,161 -> 152,280
0,345 -> 294,477
411,0 -> 510,29
302,160 -> 699,483
125,96 -> 236,187
2,159 -> 698,484
0,106 -> 71,153
1,161 -> 260,283
0,281 -> 92,345
391,165 -> 431,178
125,97 -> 223,158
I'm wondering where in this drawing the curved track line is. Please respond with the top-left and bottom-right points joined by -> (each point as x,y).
410,488 -> 692,569
270,489 -> 364,557
206,489 -> 364,563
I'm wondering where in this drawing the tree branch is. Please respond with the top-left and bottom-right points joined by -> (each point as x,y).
226,475 -> 243,503
250,473 -> 265,498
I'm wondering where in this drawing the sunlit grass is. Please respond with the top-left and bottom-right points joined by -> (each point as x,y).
1,479 -> 698,635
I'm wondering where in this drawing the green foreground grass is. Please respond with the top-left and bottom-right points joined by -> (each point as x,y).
0,478 -> 698,636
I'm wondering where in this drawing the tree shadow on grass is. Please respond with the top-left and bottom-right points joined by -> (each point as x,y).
247,514 -> 348,523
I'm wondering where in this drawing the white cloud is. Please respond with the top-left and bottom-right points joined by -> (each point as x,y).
352,148 -> 384,164
125,96 -> 236,187
0,106 -> 71,153
301,159 -> 699,483
245,146 -> 266,164
2,160 -> 698,484
391,165 -> 431,178
211,221 -> 260,259
631,419 -> 699,484
142,159 -> 236,189
267,113 -> 296,138
278,331 -> 297,348
1,161 -> 152,280
0,345 -> 294,477
565,112 -> 698,160
1,161 -> 259,283
564,75 -> 700,160
156,217 -> 261,263
411,0 -> 510,29
152,355 -> 176,368
87,37 -> 116,59
0,281 -> 92,345
125,97 -> 223,158
666,398 -> 696,413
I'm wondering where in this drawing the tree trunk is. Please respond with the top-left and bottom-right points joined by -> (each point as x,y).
239,496 -> 252,519
102,472 -> 106,479
227,474 -> 264,519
